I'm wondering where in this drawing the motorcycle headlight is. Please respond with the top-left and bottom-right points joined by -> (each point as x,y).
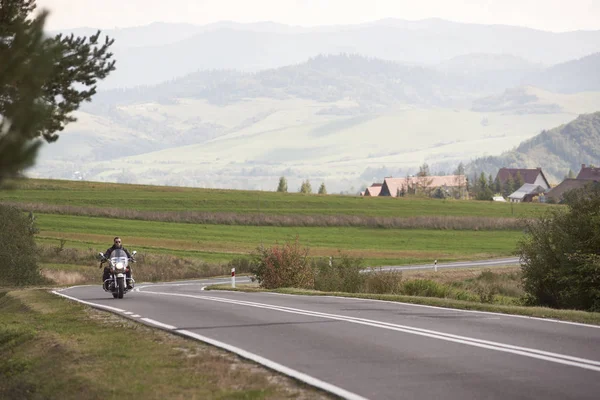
116,262 -> 125,270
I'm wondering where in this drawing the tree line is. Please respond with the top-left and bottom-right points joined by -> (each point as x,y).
277,177 -> 327,195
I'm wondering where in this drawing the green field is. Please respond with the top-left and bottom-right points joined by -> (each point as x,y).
33,213 -> 521,266
0,178 -> 542,267
1,178 -> 550,217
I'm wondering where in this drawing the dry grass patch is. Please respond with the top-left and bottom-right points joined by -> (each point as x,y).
41,269 -> 90,286
402,266 -> 521,283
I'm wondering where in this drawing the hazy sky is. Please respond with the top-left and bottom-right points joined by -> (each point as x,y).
37,0 -> 600,32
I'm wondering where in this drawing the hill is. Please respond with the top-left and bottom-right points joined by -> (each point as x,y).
466,112 -> 600,183
87,53 -> 600,110
527,53 -> 600,93
29,53 -> 600,192
53,19 -> 600,90
88,55 -> 460,108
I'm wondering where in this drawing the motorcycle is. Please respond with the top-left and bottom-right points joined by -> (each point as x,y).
98,249 -> 137,299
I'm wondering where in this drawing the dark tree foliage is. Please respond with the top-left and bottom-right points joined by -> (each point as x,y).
474,171 -> 493,200
0,0 -> 115,182
0,205 -> 42,285
514,171 -> 525,190
299,179 -> 312,194
518,182 -> 600,311
276,176 -> 287,192
318,182 -> 327,195
0,7 -> 53,182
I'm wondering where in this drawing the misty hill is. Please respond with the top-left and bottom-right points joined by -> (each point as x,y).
437,54 -> 543,94
528,53 -> 600,93
57,18 -> 600,89
466,112 -> 600,183
86,52 -> 600,115
88,55 -> 460,109
470,53 -> 600,112
471,87 -> 563,114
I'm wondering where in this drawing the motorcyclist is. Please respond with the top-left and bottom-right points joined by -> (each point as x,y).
101,236 -> 135,289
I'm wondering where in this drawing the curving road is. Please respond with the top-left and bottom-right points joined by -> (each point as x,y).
54,270 -> 600,400
374,257 -> 520,272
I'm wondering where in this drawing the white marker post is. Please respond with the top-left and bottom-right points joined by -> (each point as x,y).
434,259 -> 438,272
231,268 -> 236,288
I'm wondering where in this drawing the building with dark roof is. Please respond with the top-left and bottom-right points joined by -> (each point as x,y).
496,167 -> 551,190
576,164 -> 600,180
545,179 -> 599,203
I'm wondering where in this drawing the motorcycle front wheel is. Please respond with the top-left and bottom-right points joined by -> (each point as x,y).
117,277 -> 125,299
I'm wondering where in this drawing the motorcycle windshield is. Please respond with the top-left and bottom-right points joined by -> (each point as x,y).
110,249 -> 129,265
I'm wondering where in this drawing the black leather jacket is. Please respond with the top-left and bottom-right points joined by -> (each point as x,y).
104,245 -> 132,259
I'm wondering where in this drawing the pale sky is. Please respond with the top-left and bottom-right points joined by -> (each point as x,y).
37,0 -> 600,32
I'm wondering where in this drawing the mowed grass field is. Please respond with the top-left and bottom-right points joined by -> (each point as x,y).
0,178 -> 543,267
1,178 -> 551,217
34,213 -> 521,266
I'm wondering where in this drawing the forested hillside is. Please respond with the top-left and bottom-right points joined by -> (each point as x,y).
466,112 -> 600,183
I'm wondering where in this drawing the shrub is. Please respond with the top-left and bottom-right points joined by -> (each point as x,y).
518,183 -> 600,311
477,269 -> 497,283
250,237 -> 314,289
227,257 -> 253,275
313,253 -> 365,293
0,205 -> 43,286
402,279 -> 451,298
474,283 -> 499,303
364,269 -> 403,294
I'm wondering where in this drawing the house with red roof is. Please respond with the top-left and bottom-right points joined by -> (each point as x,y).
363,183 -> 383,197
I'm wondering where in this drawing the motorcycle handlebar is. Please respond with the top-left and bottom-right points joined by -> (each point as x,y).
98,256 -> 135,267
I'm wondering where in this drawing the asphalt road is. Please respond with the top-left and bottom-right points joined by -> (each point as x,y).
375,257 -> 520,272
54,273 -> 600,400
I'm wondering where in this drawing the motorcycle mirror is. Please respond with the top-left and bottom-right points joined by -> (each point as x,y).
132,250 -> 137,256
97,252 -> 104,259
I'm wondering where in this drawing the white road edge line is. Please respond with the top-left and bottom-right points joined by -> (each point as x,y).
49,290 -> 369,400
52,290 -> 126,313
140,318 -> 177,330
142,290 -> 600,372
176,329 -> 369,400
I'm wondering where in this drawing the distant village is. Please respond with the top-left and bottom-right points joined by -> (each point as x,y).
361,164 -> 600,204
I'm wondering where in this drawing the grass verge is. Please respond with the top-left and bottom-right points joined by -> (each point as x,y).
205,284 -> 600,326
0,289 -> 332,400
